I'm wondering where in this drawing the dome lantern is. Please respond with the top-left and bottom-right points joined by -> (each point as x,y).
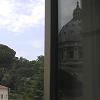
73,1 -> 81,20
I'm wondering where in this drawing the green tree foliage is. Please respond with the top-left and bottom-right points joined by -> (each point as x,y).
0,44 -> 44,100
0,44 -> 16,66
0,44 -> 16,85
32,56 -> 44,100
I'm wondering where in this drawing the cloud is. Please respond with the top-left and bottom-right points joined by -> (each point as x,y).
0,0 -> 44,33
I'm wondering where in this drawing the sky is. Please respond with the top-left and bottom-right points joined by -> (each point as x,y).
0,0 -> 44,60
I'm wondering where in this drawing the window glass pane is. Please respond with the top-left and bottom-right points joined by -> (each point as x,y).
58,0 -> 83,100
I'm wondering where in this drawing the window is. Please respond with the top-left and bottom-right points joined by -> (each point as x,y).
45,0 -> 100,100
1,94 -> 3,99
6,95 -> 8,99
58,1 -> 83,99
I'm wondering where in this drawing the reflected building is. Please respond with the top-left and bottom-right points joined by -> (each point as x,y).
58,1 -> 83,100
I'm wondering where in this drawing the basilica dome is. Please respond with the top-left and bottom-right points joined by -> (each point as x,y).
59,1 -> 82,43
58,2 -> 83,97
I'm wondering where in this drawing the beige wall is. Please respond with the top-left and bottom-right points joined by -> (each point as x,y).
0,87 -> 8,100
82,0 -> 100,100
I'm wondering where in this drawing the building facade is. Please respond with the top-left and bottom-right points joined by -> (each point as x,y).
0,85 -> 8,100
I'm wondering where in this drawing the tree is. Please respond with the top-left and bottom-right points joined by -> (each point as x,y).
0,44 -> 44,100
32,56 -> 44,100
0,44 -> 16,86
0,44 -> 16,68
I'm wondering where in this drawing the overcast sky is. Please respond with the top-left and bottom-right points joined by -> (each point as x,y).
58,0 -> 81,30
0,0 -> 44,60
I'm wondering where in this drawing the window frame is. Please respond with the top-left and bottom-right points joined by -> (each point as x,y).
44,0 -> 58,100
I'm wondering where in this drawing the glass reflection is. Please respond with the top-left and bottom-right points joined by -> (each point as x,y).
58,0 -> 83,100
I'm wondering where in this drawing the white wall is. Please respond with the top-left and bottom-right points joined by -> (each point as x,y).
0,88 -> 8,100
